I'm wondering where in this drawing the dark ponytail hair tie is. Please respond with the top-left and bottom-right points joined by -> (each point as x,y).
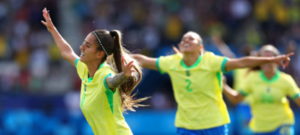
110,31 -> 115,38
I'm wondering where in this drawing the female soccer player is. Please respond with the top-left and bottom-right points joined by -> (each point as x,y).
131,31 -> 293,135
223,45 -> 300,135
41,8 -> 147,135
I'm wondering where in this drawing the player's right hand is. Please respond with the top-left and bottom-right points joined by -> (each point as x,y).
121,56 -> 135,78
272,52 -> 294,69
41,7 -> 55,32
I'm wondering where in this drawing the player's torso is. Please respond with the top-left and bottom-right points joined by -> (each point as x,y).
248,74 -> 290,109
248,73 -> 294,132
79,72 -> 131,135
249,80 -> 292,118
80,79 -> 110,112
167,56 -> 229,129
168,67 -> 223,106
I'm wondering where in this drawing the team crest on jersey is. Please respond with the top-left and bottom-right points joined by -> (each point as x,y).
186,70 -> 190,76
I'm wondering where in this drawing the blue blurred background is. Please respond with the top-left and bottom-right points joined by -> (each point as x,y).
0,0 -> 300,134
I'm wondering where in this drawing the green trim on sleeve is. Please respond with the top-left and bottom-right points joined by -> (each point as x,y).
156,58 -> 165,74
221,58 -> 229,73
291,93 -> 300,100
104,73 -> 115,114
75,58 -> 79,68
238,90 -> 248,97
103,73 -> 116,93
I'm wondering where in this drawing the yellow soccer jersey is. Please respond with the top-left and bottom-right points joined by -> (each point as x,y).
75,59 -> 132,135
156,52 -> 230,130
233,68 -> 249,90
239,70 -> 300,133
233,68 -> 253,103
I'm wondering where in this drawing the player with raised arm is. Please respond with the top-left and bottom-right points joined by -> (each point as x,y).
41,8 -> 147,135
132,31 -> 293,135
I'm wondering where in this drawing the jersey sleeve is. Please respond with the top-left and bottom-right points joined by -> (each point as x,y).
285,75 -> 300,100
156,54 -> 177,74
75,58 -> 87,79
206,52 -> 229,73
98,67 -> 117,93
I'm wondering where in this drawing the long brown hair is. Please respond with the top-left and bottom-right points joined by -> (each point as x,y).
93,29 -> 148,112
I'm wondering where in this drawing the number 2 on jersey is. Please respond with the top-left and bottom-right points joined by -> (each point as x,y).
186,79 -> 192,92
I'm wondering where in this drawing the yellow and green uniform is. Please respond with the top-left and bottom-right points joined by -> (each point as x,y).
156,52 -> 229,130
233,68 -> 253,103
233,68 -> 249,90
239,70 -> 300,133
75,59 -> 132,135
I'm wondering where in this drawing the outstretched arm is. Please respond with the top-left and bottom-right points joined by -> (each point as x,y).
105,56 -> 134,91
222,76 -> 244,104
224,53 -> 294,71
223,84 -> 245,104
131,54 -> 158,70
106,72 -> 128,91
41,8 -> 78,67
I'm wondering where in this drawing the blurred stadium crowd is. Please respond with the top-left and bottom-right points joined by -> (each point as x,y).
0,0 -> 300,134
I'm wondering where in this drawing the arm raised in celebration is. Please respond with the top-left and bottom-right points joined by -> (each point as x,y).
41,8 -> 78,67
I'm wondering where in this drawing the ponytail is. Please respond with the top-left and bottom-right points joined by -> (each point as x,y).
110,30 -> 148,112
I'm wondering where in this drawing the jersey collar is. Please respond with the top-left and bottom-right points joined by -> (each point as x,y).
259,70 -> 280,83
180,55 -> 203,69
98,62 -> 105,70
87,62 -> 106,83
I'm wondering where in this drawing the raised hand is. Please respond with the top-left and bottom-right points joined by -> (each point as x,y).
121,56 -> 135,77
41,7 -> 55,32
272,52 -> 294,69
105,56 -> 136,90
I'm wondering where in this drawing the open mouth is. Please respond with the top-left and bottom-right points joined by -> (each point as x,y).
80,52 -> 85,57
184,44 -> 190,47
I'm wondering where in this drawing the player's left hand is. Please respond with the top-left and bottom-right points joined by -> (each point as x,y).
272,52 -> 294,69
41,7 -> 55,32
121,56 -> 135,77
